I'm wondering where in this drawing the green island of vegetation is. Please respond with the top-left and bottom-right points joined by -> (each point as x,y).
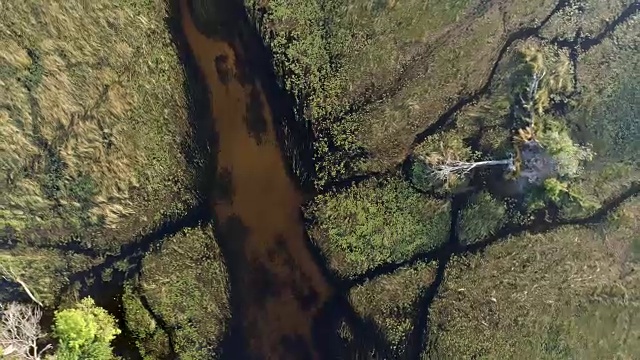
1,0 -> 638,358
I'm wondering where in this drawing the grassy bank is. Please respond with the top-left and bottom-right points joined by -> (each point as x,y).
427,204 -> 640,358
123,225 -> 230,359
0,0 -> 198,251
349,261 -> 437,357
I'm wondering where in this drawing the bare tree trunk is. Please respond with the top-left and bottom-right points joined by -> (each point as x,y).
0,266 -> 43,307
431,158 -> 514,181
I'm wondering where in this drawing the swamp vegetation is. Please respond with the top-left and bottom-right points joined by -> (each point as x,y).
1,0 -> 639,359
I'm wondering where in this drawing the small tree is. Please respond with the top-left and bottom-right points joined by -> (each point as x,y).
52,298 -> 121,360
0,263 -> 120,360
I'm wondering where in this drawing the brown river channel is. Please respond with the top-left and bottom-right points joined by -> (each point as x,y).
178,0 -> 334,358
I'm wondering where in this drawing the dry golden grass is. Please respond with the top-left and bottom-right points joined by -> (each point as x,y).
0,0 -> 196,247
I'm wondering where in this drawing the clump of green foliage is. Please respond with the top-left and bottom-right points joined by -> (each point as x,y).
536,117 -> 593,178
53,297 -> 121,359
122,284 -> 171,360
458,191 -> 507,245
349,262 -> 436,356
135,226 -> 230,359
307,178 -> 450,277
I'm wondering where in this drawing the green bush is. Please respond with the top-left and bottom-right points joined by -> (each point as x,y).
122,284 -> 170,360
53,297 -> 120,360
537,117 -> 593,179
138,226 -> 230,359
307,178 -> 450,276
458,192 -> 506,245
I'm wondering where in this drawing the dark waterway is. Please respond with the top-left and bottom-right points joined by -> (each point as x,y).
177,0 -> 334,358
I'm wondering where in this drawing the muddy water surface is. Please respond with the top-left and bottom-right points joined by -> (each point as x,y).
179,1 -> 333,358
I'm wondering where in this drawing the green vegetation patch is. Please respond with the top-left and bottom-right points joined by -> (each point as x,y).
458,191 -> 507,245
136,225 -> 230,359
307,178 -> 450,277
122,284 -> 171,360
245,0 -> 473,121
53,297 -> 121,360
427,222 -> 640,359
247,0 -> 564,185
554,14 -> 640,209
571,15 -> 640,164
349,261 -> 436,356
0,0 -> 197,249
602,197 -> 640,266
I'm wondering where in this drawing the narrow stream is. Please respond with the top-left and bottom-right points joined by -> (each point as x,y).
178,0 -> 334,358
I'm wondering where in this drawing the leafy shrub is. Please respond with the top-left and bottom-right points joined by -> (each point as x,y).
458,192 -> 506,245
307,178 -> 450,276
537,117 -> 593,179
138,226 -> 230,359
53,297 -> 120,360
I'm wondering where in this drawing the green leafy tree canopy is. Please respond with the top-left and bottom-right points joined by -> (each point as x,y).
52,297 -> 121,360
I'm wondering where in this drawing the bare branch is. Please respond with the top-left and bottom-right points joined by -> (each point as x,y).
0,303 -> 48,359
430,158 -> 514,181
37,343 -> 53,357
528,69 -> 546,99
0,265 -> 43,307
